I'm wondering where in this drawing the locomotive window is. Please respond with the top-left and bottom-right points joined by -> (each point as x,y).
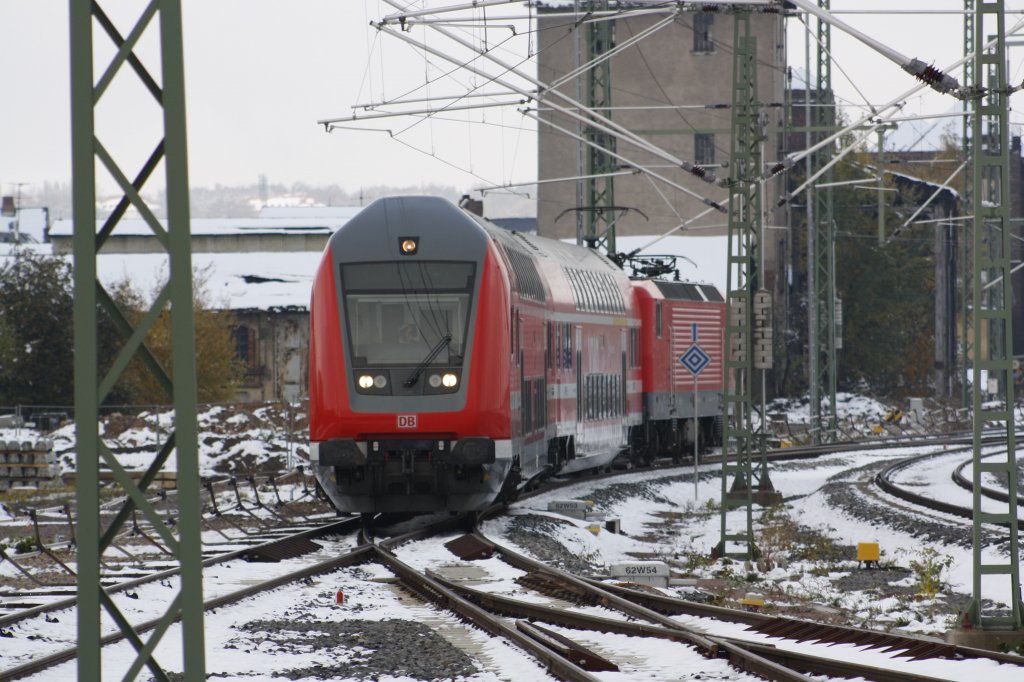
341,261 -> 475,368
656,302 -> 663,338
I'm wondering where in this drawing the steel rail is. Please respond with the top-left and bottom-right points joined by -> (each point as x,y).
952,456 -> 1024,507
875,451 -> 1024,529
585,553 -> 1024,665
370,543 -> 603,682
0,542 -> 375,682
449,533 -> 815,681
0,516 -> 360,630
474,522 -> 1024,668
733,640 -> 962,682
0,510 -> 468,681
442,580 -> 956,682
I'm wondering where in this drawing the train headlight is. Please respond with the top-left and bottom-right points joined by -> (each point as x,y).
358,375 -> 374,389
373,374 -> 388,388
441,372 -> 458,388
428,374 -> 442,388
399,237 -> 419,255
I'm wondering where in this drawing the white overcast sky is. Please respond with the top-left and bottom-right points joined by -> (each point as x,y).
2,1 -> 1024,199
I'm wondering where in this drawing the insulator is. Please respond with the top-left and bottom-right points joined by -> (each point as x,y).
706,198 -> 727,213
902,58 -> 960,95
765,161 -> 787,179
689,164 -> 706,179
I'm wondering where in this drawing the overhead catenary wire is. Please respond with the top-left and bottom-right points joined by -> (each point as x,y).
322,98 -> 526,125
352,0 -> 782,191
519,107 -> 726,211
374,0 -> 725,188
767,14 -> 1024,181
627,206 -> 720,255
796,14 -> 874,114
474,169 -> 638,195
383,0 -> 780,27
885,157 -> 969,244
353,89 -> 521,110
545,13 -> 677,93
382,0 -> 527,23
349,2 -> 1014,216
787,0 -> 961,95
362,12 -> 731,213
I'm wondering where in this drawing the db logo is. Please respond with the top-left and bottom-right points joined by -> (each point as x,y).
397,414 -> 418,429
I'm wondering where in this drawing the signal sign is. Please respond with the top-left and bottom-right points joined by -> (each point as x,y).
681,345 -> 711,375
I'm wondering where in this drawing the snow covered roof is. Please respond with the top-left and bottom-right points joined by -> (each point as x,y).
96,250 -> 323,312
48,213 -> 359,238
885,169 -> 961,202
2,230 -> 727,313
257,206 -> 363,220
0,243 -> 321,312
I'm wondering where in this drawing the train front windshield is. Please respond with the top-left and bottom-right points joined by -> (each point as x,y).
341,261 -> 476,368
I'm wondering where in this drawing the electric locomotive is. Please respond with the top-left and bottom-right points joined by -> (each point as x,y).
308,195 -> 724,517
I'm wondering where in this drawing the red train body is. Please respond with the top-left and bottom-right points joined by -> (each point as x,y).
308,196 -> 723,514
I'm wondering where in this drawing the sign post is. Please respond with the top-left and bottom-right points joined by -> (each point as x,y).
680,323 -> 710,501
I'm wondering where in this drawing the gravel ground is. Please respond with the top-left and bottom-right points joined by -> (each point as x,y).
568,472 -> 694,510
505,514 -> 601,575
822,460 -> 1010,551
213,615 -> 480,681
830,567 -> 912,593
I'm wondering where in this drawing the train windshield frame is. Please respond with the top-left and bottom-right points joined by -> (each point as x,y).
340,261 -> 477,369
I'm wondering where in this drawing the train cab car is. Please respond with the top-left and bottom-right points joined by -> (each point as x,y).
308,195 -> 647,516
309,196 -> 512,513
631,279 -> 725,460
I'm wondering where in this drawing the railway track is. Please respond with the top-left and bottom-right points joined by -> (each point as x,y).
875,447 -> 1024,528
0,471 -> 342,615
372,513 -> 1024,682
2,432 -> 1021,680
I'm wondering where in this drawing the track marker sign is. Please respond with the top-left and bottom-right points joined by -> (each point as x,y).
680,323 -> 710,375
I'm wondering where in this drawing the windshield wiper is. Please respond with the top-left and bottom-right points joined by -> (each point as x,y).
404,334 -> 452,388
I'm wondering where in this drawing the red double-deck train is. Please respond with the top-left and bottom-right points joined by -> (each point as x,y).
308,196 -> 724,516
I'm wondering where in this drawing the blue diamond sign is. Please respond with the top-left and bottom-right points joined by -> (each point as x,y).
680,345 -> 711,375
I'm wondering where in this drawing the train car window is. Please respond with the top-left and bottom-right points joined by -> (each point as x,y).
565,324 -> 573,369
547,322 -> 553,371
656,302 -> 663,338
522,375 -> 532,433
340,261 -> 475,368
535,378 -> 545,430
557,321 -> 565,368
504,247 -> 546,302
590,375 -> 595,421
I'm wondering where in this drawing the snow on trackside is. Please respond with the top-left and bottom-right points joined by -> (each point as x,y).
15,404 -> 308,477
3,395 -> 1024,681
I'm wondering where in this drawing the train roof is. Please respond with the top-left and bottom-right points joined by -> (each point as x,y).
474,215 -> 632,314
631,278 -> 725,303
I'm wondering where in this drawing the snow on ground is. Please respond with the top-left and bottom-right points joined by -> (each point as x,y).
3,395 -> 1023,679
2,404 -> 306,478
